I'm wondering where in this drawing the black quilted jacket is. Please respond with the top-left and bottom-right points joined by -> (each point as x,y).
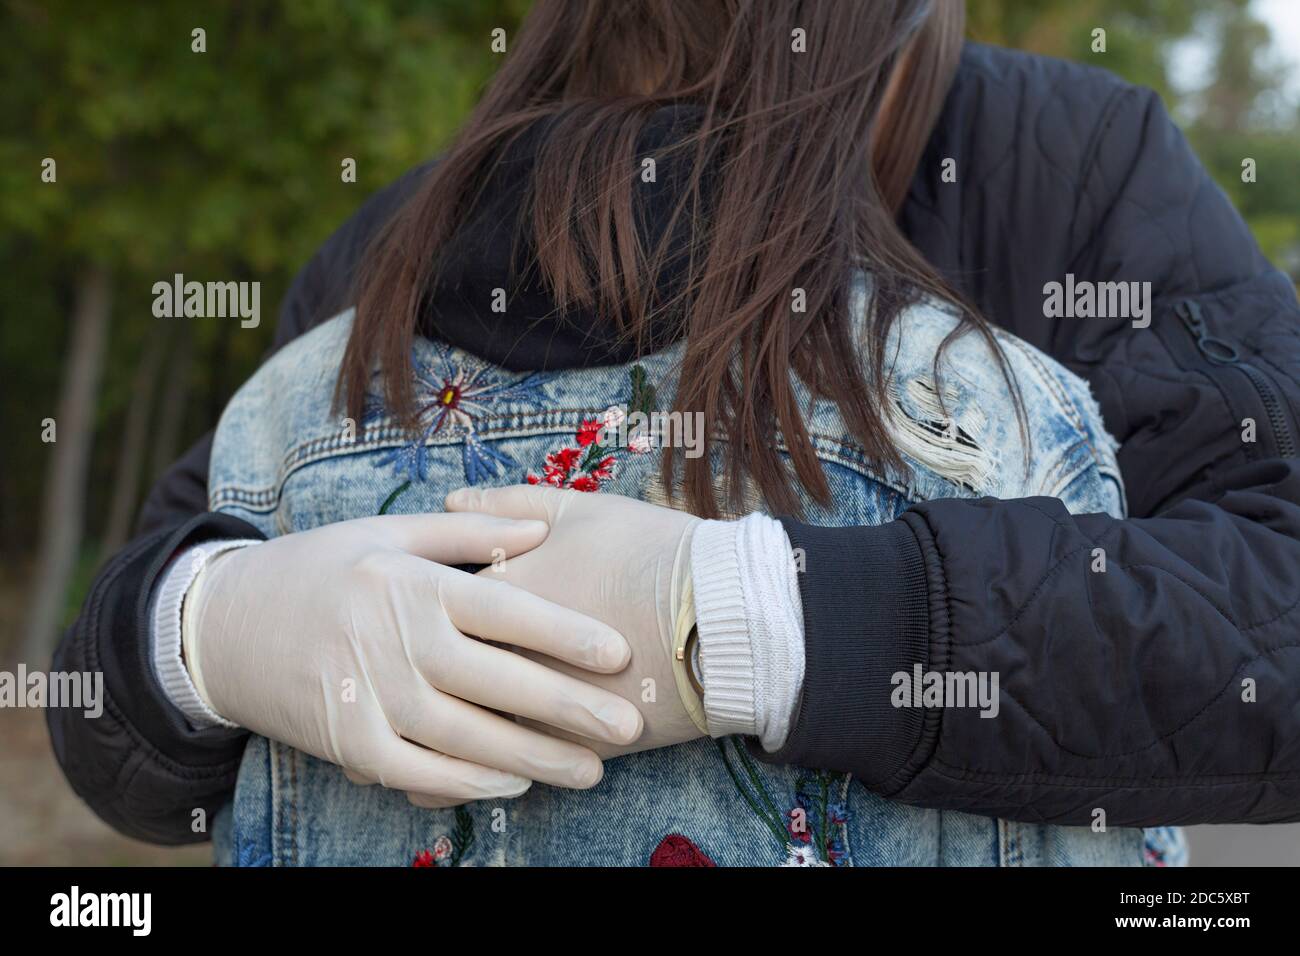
49,43 -> 1300,843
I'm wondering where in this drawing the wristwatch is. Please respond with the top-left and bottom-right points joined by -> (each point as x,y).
670,575 -> 710,735
683,626 -> 704,700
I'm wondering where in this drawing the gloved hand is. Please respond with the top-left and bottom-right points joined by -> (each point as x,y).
444,485 -> 704,757
182,512 -> 644,807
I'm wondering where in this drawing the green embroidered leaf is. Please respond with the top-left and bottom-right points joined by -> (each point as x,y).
450,805 -> 475,866
816,772 -> 831,862
579,442 -> 607,471
629,364 -> 656,417
714,739 -> 788,846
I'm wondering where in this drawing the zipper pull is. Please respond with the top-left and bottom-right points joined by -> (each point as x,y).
1177,301 -> 1239,364
1177,300 -> 1205,337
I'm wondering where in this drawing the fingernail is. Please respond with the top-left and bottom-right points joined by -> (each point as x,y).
569,757 -> 603,789
595,702 -> 642,743
596,636 -> 629,670
491,775 -> 532,798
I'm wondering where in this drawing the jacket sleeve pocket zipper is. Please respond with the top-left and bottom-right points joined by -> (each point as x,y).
1178,300 -> 1297,459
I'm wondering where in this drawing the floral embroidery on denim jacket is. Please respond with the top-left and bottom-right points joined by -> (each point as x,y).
716,738 -> 851,866
365,344 -> 551,489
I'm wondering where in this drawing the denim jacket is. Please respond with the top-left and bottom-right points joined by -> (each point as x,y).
206,281 -> 1182,866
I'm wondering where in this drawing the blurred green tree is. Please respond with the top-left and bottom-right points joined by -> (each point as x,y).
967,0 -> 1213,99
1185,0 -> 1300,271
0,0 -> 529,657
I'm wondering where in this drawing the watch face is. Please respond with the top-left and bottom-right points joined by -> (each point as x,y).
688,631 -> 704,688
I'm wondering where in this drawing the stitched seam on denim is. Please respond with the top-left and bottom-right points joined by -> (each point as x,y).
1039,438 -> 1092,498
212,421 -> 928,511
996,333 -> 1085,431
835,773 -> 854,867
270,741 -> 284,866
290,746 -> 299,867
995,333 -> 1102,470
993,332 -> 1125,500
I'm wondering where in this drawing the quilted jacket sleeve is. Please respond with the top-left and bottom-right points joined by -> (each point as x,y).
768,84 -> 1300,826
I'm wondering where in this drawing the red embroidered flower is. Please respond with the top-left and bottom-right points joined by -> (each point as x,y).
412,834 -> 458,867
546,447 -> 583,473
526,424 -> 619,491
649,834 -> 717,867
524,375 -> 660,490
576,419 -> 604,447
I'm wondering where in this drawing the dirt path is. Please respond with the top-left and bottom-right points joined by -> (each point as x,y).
0,707 -> 208,866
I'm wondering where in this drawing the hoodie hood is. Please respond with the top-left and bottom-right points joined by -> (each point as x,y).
420,105 -> 710,371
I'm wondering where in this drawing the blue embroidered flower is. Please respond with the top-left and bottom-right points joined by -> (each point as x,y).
365,344 -> 550,486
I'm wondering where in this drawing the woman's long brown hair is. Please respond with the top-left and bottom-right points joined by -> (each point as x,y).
341,0 -> 1006,518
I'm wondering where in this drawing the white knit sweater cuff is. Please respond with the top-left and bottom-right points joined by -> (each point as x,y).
691,514 -> 805,750
150,539 -> 259,730
692,519 -> 755,738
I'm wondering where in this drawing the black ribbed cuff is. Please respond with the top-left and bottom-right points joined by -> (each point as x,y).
755,517 -> 934,791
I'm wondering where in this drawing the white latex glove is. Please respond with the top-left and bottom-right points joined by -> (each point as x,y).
183,513 -> 645,807
444,485 -> 703,757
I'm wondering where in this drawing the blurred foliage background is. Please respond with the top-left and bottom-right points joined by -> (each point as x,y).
0,0 -> 1297,862
3,0 -> 1299,659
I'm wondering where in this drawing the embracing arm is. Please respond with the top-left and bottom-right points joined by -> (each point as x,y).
774,461 -> 1300,827
761,86 -> 1300,826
